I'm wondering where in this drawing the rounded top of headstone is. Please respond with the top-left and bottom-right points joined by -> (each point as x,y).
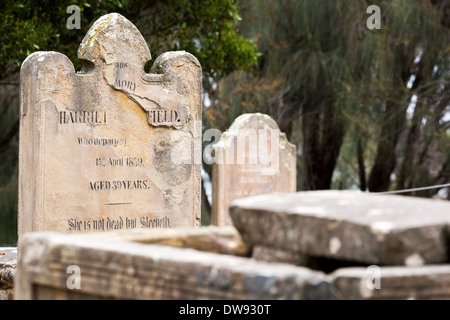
213,113 -> 281,150
228,113 -> 279,133
77,13 -> 151,68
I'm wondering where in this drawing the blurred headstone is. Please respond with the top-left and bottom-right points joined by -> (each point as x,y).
211,113 -> 296,226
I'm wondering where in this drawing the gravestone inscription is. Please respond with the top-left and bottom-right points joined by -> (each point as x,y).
211,113 -> 296,226
18,13 -> 202,237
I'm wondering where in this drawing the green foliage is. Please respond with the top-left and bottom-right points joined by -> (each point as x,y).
0,181 -> 17,246
0,87 -> 18,245
0,0 -> 258,80
208,0 -> 450,194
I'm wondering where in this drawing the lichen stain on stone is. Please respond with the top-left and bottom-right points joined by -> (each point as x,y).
78,14 -> 113,59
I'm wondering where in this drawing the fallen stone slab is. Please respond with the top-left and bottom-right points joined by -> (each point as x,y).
94,225 -> 250,256
230,190 -> 450,266
331,265 -> 450,299
252,246 -> 309,266
16,231 -> 335,300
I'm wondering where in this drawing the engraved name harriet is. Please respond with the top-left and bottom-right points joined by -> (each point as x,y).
59,110 -> 107,124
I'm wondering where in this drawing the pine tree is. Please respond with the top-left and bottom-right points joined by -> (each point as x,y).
207,0 -> 450,195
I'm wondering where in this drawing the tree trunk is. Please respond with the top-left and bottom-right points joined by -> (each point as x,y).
302,104 -> 321,190
302,103 -> 345,190
368,101 -> 407,192
357,138 -> 367,191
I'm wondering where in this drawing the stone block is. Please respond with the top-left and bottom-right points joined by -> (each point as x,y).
331,265 -> 450,299
15,231 -> 334,300
231,191 -> 450,265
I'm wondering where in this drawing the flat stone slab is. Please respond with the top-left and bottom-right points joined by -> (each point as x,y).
94,225 -> 250,256
16,231 -> 334,300
332,265 -> 450,299
230,191 -> 450,265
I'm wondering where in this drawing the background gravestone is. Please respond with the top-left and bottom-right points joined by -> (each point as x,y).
211,113 -> 296,226
18,13 -> 202,237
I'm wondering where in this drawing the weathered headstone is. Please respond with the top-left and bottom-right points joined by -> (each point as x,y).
18,13 -> 202,237
211,113 -> 296,226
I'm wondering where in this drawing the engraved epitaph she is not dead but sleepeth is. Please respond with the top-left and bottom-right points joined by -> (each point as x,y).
18,13 -> 202,237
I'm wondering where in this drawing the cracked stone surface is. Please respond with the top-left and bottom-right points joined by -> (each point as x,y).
230,190 -> 450,265
16,231 -> 335,300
